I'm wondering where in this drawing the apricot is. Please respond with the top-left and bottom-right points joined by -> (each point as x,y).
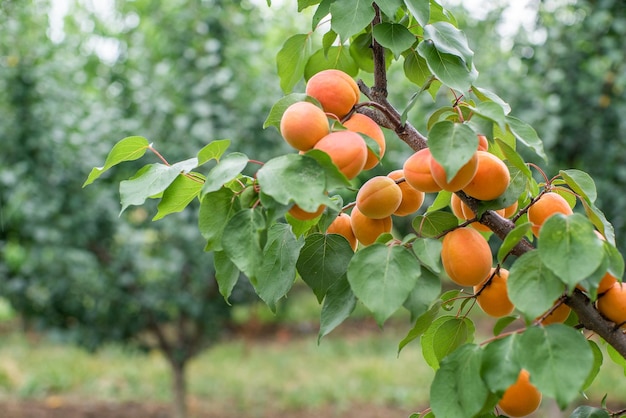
473,268 -> 514,317
343,113 -> 386,170
288,204 -> 326,221
450,194 -> 503,233
279,101 -> 330,151
538,302 -> 571,325
356,176 -> 402,219
527,191 -> 573,237
430,152 -> 479,192
305,69 -> 360,119
402,148 -> 442,193
578,231 -> 618,295
350,206 -> 393,246
387,170 -> 425,216
498,369 -> 542,417
327,213 -> 358,251
477,134 -> 489,151
462,151 -> 510,201
314,131 -> 368,179
503,201 -> 519,218
597,282 -> 626,326
441,227 -> 492,287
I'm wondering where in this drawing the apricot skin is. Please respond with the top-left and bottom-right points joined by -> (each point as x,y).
313,131 -> 367,180
441,227 -> 492,287
356,176 -> 402,219
597,282 -> 626,326
527,192 -> 573,236
279,101 -> 329,151
327,213 -> 358,251
343,113 -> 386,170
497,369 -> 542,417
305,69 -> 359,119
350,206 -> 392,246
450,194 -> 504,233
430,152 -> 479,192
539,303 -> 571,325
477,134 -> 489,151
473,268 -> 514,318
402,148 -> 442,193
288,204 -> 325,221
462,151 -> 510,201
387,170 -> 425,216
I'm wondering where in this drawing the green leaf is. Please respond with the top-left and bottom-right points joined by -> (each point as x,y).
221,208 -> 265,282
514,324 -> 594,409
197,139 -> 231,166
372,22 -> 416,57
560,169 -> 597,204
430,344 -> 491,418
83,136 -> 150,186
495,137 -> 532,179
492,316 -> 518,337
198,187 -> 239,251
347,244 -> 421,326
398,299 -> 442,354
606,344 -> 626,376
570,406 -> 611,418
538,213 -> 605,289
119,158 -> 198,214
467,101 -> 506,132
303,149 -> 353,190
350,32 -> 375,73
297,0 -> 321,12
277,33 -> 312,93
264,93 -> 310,130
423,21 -> 474,68
318,275 -> 356,342
311,0 -> 332,30
497,222 -> 532,263
375,0 -> 403,18
405,0 -> 430,27
422,316 -> 475,370
506,115 -> 547,162
471,86 -> 511,114
200,152 -> 249,196
412,237 -> 442,273
583,340 -> 603,390
402,269 -> 442,324
214,250 -> 240,303
329,1 -> 375,41
417,39 -> 477,92
507,250 -> 565,321
428,121 -> 478,181
153,173 -> 203,220
297,233 -> 354,303
255,223 -> 304,312
304,45 -> 359,79
583,201 -> 616,246
412,211 -> 459,238
257,154 -> 332,212
403,50 -> 433,87
481,334 -> 523,394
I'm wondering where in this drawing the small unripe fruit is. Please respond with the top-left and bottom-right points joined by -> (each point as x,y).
343,113 -> 386,170
314,131 -> 368,179
402,148 -> 442,193
527,191 -> 573,236
497,369 -> 542,417
387,170 -> 425,216
350,206 -> 393,246
430,152 -> 479,192
441,227 -> 492,287
305,69 -> 359,119
327,213 -> 358,251
356,176 -> 402,219
462,151 -> 510,201
473,268 -> 514,317
279,101 -> 330,151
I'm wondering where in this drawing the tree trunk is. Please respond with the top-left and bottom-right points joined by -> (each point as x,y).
169,359 -> 188,418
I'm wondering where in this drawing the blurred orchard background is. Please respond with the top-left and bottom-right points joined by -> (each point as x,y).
0,0 -> 625,417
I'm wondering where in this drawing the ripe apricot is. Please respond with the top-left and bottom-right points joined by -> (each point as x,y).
430,152 -> 479,192
288,204 -> 326,221
498,369 -> 542,417
538,302 -> 571,325
527,191 -> 573,237
450,194 -> 504,233
356,176 -> 403,219
402,148 -> 442,193
327,213 -> 358,251
343,113 -> 386,170
350,206 -> 393,246
305,69 -> 359,119
462,151 -> 510,201
387,170 -> 425,216
473,268 -> 514,317
477,134 -> 489,151
314,131 -> 368,179
503,201 -> 519,218
279,101 -> 329,151
441,227 -> 492,287
597,282 -> 626,326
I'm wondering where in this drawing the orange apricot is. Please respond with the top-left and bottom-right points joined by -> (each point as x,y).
350,206 -> 393,246
461,201 -> 505,233
503,201 -> 519,218
314,131 -> 368,180
343,113 -> 386,170
597,282 -> 626,326
497,369 -> 542,417
473,268 -> 514,317
402,148 -> 442,193
462,151 -> 510,201
450,193 -> 469,220
527,191 -> 574,237
538,302 -> 571,325
279,101 -> 329,151
441,227 -> 493,287
387,170 -> 425,216
305,69 -> 359,119
327,213 -> 358,251
288,204 -> 325,221
477,134 -> 489,151
356,176 -> 403,219
430,152 -> 479,192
